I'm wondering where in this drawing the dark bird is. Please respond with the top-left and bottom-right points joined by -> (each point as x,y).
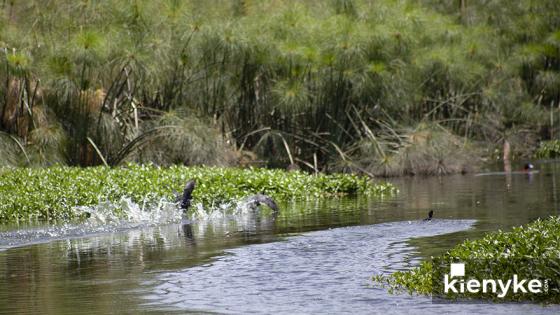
176,179 -> 196,211
423,210 -> 434,221
523,163 -> 534,171
243,193 -> 279,212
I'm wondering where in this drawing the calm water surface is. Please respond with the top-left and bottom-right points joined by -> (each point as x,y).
1,162 -> 560,314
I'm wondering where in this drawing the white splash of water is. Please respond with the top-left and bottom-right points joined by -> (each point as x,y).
0,196 -> 182,250
189,198 -> 269,220
187,199 -> 277,235
76,197 -> 182,226
0,196 -> 274,251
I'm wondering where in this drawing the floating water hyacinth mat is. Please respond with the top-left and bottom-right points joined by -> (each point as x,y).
373,217 -> 560,303
0,165 -> 396,223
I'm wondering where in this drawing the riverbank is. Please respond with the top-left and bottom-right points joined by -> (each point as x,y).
373,216 -> 560,303
1,1 -> 558,174
0,164 -> 396,224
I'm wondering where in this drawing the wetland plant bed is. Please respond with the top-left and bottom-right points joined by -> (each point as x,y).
0,164 -> 396,223
373,217 -> 560,304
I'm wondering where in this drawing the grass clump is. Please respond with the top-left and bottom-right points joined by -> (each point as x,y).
0,164 -> 396,224
373,217 -> 560,303
337,122 -> 481,177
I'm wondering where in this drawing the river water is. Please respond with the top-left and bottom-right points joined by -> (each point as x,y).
1,162 -> 560,314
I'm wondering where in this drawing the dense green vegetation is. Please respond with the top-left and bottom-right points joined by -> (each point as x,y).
373,217 -> 560,303
0,0 -> 559,175
535,140 -> 560,159
0,164 -> 395,223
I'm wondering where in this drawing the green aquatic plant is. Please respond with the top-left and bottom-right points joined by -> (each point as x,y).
0,164 -> 396,223
535,140 -> 560,159
373,216 -> 560,303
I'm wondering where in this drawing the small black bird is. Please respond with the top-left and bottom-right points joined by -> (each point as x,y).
177,179 -> 196,211
243,193 -> 279,212
423,210 -> 434,221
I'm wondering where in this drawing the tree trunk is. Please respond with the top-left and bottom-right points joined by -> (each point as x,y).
503,139 -> 511,172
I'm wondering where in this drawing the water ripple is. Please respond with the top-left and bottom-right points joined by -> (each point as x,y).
144,219 -> 560,314
144,220 -> 461,313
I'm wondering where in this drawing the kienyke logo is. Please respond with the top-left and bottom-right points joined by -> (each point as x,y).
444,263 -> 549,298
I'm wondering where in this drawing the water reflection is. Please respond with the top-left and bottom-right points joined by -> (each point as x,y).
181,222 -> 195,246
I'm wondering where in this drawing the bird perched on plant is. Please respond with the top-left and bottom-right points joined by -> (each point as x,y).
423,210 -> 434,221
242,193 -> 279,212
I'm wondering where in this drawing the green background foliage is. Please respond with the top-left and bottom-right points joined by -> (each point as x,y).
0,0 -> 558,174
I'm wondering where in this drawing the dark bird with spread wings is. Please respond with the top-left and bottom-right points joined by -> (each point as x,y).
176,179 -> 196,211
423,210 -> 434,221
175,180 -> 279,213
243,193 -> 279,212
